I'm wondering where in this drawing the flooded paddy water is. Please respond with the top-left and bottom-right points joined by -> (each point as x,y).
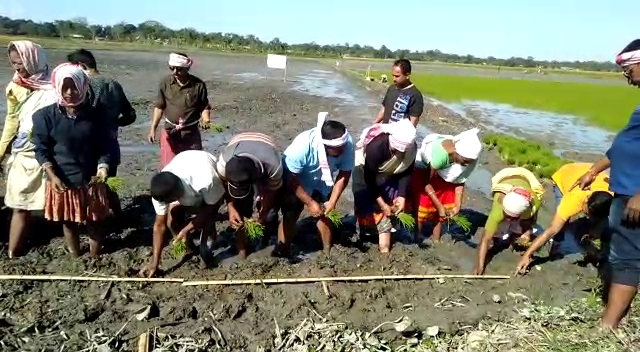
0,50 -> 605,350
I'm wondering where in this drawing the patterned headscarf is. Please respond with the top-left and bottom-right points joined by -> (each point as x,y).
8,40 -> 52,90
51,63 -> 89,107
616,39 -> 640,67
356,119 -> 417,152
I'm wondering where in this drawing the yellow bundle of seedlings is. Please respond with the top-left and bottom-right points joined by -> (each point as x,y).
395,212 -> 416,231
448,214 -> 472,233
171,239 -> 187,259
242,218 -> 265,241
105,177 -> 124,193
324,209 -> 342,227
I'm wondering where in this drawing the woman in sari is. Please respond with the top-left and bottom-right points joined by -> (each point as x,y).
473,167 -> 544,275
1,41 -> 56,258
352,119 -> 417,253
410,128 -> 482,242
32,63 -> 112,257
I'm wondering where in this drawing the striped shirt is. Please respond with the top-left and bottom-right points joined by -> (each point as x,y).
216,132 -> 283,190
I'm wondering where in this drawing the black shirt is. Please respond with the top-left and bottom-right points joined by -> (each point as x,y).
381,84 -> 424,123
363,134 -> 414,199
32,103 -> 112,188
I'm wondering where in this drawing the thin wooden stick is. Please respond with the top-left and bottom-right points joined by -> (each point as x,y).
182,274 -> 511,286
0,275 -> 184,283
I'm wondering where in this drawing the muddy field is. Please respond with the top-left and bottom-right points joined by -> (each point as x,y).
0,51 -> 601,351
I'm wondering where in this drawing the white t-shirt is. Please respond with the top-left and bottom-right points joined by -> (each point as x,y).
151,150 -> 225,215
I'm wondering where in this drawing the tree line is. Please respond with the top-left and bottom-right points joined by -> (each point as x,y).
0,16 -> 619,72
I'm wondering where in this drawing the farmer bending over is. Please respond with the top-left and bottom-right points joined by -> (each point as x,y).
216,132 -> 283,259
472,167 -> 544,275
273,112 -> 354,257
140,150 -> 225,278
516,163 -> 612,275
352,119 -> 417,253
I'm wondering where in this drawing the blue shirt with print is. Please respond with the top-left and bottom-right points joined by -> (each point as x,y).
282,128 -> 355,198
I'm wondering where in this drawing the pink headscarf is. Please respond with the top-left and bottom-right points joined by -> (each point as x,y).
168,53 -> 193,68
616,50 -> 640,68
502,187 -> 532,217
51,63 -> 89,107
8,40 -> 52,90
316,112 -> 349,187
356,119 -> 416,152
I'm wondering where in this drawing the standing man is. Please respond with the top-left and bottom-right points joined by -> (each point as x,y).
373,59 -> 424,127
67,49 -> 136,216
147,52 -> 212,169
215,132 -> 283,258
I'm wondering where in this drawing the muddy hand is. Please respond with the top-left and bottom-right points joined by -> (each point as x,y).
139,263 -> 158,278
96,168 -> 108,182
147,130 -> 156,144
515,256 -> 532,276
569,172 -> 594,191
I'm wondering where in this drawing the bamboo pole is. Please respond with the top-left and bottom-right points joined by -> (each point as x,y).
182,274 -> 511,286
0,275 -> 184,283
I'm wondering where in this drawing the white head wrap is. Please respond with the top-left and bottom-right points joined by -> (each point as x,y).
168,53 -> 193,68
502,188 -> 532,217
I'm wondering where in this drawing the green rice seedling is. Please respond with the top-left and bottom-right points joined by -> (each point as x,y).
449,214 -> 472,233
395,212 -> 416,231
241,218 -> 265,241
209,123 -> 225,133
105,177 -> 123,193
324,209 -> 342,227
171,239 -> 187,259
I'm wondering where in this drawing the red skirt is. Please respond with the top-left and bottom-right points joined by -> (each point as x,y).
409,168 -> 458,223
159,128 -> 203,169
44,181 -> 110,223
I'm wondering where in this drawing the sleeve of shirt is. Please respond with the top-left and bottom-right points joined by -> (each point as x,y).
154,80 -> 167,110
0,87 -> 20,157
483,193 -> 505,234
266,155 -> 283,190
32,107 -> 55,167
95,114 -> 112,169
283,135 -> 309,174
339,138 -> 355,172
409,90 -> 425,118
396,162 -> 415,198
555,192 -> 584,221
113,81 -> 136,127
198,83 -> 212,111
364,142 -> 385,199
200,178 -> 225,206
151,197 -> 168,215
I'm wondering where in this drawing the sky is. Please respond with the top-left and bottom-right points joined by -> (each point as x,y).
0,0 -> 635,62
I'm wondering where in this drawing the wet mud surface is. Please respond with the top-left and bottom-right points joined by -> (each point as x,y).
0,51 -> 601,350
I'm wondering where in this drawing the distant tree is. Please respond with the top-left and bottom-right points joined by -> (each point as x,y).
0,15 -> 620,72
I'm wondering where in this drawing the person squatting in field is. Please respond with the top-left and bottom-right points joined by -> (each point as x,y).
472,167 -> 544,275
408,128 -> 482,243
2,40 -> 58,258
32,63 -> 112,257
352,118 -> 417,253
373,59 -> 424,127
66,48 -> 137,218
141,150 -> 226,278
568,39 -> 640,330
516,162 -> 613,275
147,52 -> 212,169
273,112 -> 354,258
216,132 -> 283,259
